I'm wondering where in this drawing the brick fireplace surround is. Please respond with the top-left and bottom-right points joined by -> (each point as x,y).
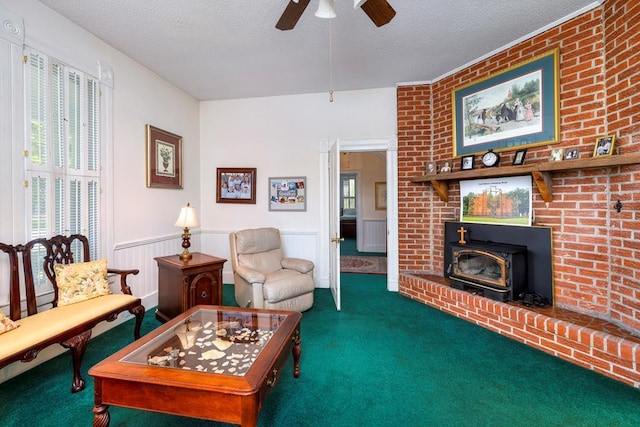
400,274 -> 640,387
397,0 -> 640,387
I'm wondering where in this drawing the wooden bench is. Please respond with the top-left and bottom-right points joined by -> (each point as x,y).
0,234 -> 145,393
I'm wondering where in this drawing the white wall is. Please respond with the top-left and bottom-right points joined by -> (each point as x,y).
0,0 -> 199,382
199,89 -> 397,283
0,0 -> 397,382
1,0 -> 201,245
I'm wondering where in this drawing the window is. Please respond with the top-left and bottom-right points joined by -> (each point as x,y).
25,49 -> 101,288
340,174 -> 357,217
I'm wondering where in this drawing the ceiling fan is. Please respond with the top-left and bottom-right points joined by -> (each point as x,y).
276,0 -> 396,31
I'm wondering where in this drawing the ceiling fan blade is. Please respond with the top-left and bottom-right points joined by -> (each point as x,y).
276,0 -> 312,31
360,0 -> 396,27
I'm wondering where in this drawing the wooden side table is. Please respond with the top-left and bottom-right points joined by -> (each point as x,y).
154,252 -> 227,322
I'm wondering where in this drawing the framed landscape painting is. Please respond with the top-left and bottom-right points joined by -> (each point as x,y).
460,175 -> 532,226
452,49 -> 560,157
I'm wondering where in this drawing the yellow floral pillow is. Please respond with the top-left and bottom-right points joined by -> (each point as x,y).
54,259 -> 111,306
0,308 -> 18,334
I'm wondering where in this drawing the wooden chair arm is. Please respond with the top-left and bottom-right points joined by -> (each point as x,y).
107,268 -> 140,295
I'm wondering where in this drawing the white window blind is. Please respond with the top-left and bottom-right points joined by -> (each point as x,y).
25,49 -> 101,289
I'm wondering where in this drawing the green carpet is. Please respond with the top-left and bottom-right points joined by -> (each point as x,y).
2,277 -> 640,426
340,237 -> 386,257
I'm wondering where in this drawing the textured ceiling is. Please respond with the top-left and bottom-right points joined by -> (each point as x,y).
36,0 -> 599,101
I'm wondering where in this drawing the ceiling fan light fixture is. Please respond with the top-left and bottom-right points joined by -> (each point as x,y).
315,0 -> 337,19
354,0 -> 369,8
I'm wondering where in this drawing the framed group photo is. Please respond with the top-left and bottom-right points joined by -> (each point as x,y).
269,177 -> 306,211
216,168 -> 256,204
146,125 -> 183,189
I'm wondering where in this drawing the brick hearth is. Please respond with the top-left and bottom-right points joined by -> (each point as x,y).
400,273 -> 640,388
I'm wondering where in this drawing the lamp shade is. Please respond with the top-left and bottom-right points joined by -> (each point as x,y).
174,203 -> 199,228
315,0 -> 336,18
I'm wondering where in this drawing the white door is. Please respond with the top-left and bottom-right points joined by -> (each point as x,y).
329,139 -> 341,310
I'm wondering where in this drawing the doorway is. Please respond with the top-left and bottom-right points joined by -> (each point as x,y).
339,156 -> 386,258
318,137 -> 398,293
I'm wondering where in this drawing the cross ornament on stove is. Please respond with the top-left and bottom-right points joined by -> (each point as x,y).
457,226 -> 468,244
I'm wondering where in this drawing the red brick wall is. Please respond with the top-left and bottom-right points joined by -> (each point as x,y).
398,0 -> 640,333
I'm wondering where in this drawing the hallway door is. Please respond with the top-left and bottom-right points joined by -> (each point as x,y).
329,139 -> 341,310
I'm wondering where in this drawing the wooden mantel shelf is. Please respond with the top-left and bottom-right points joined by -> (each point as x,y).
410,152 -> 640,203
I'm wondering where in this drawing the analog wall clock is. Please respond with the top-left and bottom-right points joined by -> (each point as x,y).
481,149 -> 500,167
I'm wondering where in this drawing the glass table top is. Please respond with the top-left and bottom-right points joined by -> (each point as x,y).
121,308 -> 288,377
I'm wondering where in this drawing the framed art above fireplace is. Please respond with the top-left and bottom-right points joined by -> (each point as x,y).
452,49 -> 560,157
460,175 -> 532,226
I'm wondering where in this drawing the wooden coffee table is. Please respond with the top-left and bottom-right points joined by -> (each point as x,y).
89,305 -> 301,427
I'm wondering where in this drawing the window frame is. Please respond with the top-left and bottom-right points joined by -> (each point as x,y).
340,173 -> 357,217
24,48 -> 103,289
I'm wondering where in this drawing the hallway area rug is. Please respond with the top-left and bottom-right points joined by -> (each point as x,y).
340,256 -> 387,275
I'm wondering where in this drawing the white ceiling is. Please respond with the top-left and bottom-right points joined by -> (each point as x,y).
36,0 -> 598,101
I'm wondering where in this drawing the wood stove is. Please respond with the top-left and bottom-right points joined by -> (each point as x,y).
447,241 -> 527,302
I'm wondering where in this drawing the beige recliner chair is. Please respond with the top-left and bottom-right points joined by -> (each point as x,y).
229,227 -> 314,311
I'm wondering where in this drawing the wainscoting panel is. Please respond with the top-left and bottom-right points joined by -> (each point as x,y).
111,234 -> 196,308
110,229 -> 320,301
361,219 -> 387,253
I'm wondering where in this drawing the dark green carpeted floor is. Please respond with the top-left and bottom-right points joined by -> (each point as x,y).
340,237 -> 386,257
2,275 -> 640,426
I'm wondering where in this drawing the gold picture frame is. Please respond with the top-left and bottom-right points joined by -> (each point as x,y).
375,182 -> 387,210
146,125 -> 183,189
452,49 -> 560,157
550,148 -> 564,162
593,135 -> 615,157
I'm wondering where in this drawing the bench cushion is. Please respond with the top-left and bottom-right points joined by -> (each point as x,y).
54,259 -> 111,306
0,294 -> 138,359
0,309 -> 18,335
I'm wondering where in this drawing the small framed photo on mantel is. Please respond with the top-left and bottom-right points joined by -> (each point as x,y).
549,147 -> 564,162
426,162 -> 437,175
594,135 -> 615,157
564,147 -> 579,160
512,149 -> 527,165
461,155 -> 475,171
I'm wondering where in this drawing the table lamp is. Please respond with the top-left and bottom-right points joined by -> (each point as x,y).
174,202 -> 199,261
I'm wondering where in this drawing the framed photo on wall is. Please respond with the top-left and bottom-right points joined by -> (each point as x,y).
375,182 -> 387,210
452,49 -> 559,157
216,168 -> 256,204
146,125 -> 183,189
269,177 -> 306,211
